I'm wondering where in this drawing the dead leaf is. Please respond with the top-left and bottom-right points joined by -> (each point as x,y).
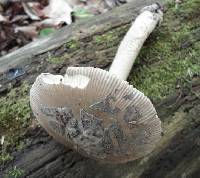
11,14 -> 28,23
15,25 -> 38,38
0,14 -> 8,22
42,0 -> 73,25
22,2 -> 41,20
0,3 -> 4,12
0,0 -> 128,57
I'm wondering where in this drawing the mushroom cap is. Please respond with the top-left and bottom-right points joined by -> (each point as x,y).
30,67 -> 161,163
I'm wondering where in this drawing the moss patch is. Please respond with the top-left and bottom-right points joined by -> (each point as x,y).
0,83 -> 31,164
47,54 -> 70,64
6,166 -> 24,178
173,0 -> 200,18
65,39 -> 80,50
47,56 -> 65,64
94,32 -> 117,44
129,0 -> 200,101
93,25 -> 129,46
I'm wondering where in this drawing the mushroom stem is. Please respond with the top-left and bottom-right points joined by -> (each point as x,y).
109,3 -> 163,80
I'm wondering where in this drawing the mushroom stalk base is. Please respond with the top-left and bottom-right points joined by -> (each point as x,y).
109,4 -> 163,81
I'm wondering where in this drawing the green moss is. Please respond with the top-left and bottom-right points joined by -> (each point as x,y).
94,25 -> 129,45
174,0 -> 200,18
0,83 -> 31,164
94,32 -> 116,44
47,56 -> 65,64
47,52 -> 70,64
0,83 -> 31,131
128,0 -> 200,101
7,166 -> 24,178
65,39 -> 80,49
0,151 -> 13,163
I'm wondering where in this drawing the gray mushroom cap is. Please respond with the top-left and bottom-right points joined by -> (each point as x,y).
30,67 -> 161,163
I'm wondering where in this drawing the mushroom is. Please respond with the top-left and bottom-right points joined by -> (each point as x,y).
30,4 -> 163,163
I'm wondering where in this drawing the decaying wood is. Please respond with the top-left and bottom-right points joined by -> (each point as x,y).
1,76 -> 200,178
0,0 -> 200,178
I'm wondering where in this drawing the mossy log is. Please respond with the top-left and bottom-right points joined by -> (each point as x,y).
0,0 -> 200,178
1,77 -> 200,178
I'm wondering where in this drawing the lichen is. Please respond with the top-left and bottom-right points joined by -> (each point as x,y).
128,0 -> 200,101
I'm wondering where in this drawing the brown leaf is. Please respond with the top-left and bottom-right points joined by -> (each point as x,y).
15,25 -> 38,39
42,0 -> 73,25
11,14 -> 29,23
0,14 -> 8,22
22,2 -> 41,20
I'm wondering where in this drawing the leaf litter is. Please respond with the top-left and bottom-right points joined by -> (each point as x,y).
0,0 -> 166,57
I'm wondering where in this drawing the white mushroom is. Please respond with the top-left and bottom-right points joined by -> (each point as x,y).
30,4 -> 163,163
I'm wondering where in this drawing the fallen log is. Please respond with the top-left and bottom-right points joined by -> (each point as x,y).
1,0 -> 200,178
1,76 -> 200,178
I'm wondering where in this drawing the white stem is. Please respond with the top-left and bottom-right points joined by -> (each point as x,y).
109,4 -> 163,80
